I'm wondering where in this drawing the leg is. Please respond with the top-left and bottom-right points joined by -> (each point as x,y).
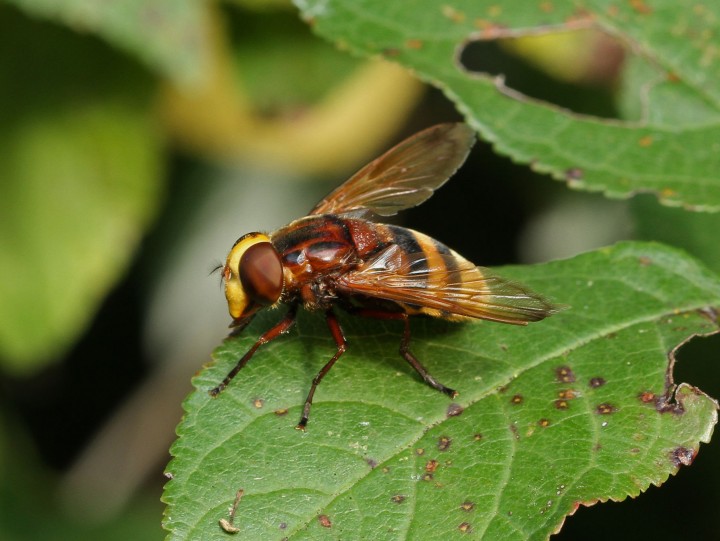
349,309 -> 457,398
210,306 -> 297,397
397,313 -> 457,398
297,310 -> 347,430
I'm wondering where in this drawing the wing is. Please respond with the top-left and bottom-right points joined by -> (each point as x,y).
310,123 -> 476,217
335,244 -> 561,325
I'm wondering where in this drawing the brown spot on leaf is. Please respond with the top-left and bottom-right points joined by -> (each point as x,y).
670,447 -> 695,467
555,400 -> 569,410
382,48 -> 400,57
406,39 -> 423,49
565,167 -> 584,180
318,515 -> 332,528
391,494 -> 406,504
558,389 -> 577,400
421,472 -> 434,482
509,423 -> 520,440
253,398 -> 264,409
638,135 -> 653,147
425,459 -> 439,473
589,377 -> 606,388
366,458 -> 378,469
460,500 -> 475,512
655,396 -> 685,415
540,1 -> 554,12
638,256 -> 652,266
473,18 -> 505,37
447,403 -> 464,417
539,418 -> 551,428
511,394 -> 524,405
596,403 -> 616,415
441,5 -> 466,23
698,307 -> 719,323
639,391 -> 656,403
630,0 -> 653,14
382,467 -> 390,474
555,366 -> 576,383
279,522 -> 287,530
438,436 -> 452,451
274,408 -> 288,416
458,522 -> 472,533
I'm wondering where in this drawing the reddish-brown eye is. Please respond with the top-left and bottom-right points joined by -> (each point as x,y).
239,242 -> 283,305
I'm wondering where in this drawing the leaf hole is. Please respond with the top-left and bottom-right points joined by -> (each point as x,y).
458,28 -> 624,120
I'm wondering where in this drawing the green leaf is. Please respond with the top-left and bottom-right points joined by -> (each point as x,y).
164,242 -> 719,540
293,0 -> 720,210
632,195 -> 720,275
2,0 -> 209,85
0,8 -> 164,371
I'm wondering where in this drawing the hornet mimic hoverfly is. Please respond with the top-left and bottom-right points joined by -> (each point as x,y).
212,123 -> 560,429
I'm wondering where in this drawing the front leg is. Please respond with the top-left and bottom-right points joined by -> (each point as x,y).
210,305 -> 298,397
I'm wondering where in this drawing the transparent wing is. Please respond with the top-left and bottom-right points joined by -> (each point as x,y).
336,244 -> 561,325
310,123 -> 476,217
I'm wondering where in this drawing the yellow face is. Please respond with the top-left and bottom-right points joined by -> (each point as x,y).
223,232 -> 284,321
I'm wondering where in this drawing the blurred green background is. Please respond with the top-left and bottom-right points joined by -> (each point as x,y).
0,1 -> 718,539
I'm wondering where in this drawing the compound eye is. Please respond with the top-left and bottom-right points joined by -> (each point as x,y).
239,242 -> 283,305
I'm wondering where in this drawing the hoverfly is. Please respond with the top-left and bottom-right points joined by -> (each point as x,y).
212,123 -> 560,429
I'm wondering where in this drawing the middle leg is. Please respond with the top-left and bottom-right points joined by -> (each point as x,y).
349,308 -> 457,398
297,309 -> 347,430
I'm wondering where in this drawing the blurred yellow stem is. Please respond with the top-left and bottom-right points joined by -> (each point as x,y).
161,3 -> 424,175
